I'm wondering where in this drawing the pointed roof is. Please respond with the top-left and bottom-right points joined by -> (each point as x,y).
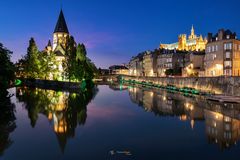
191,25 -> 195,35
54,9 -> 69,34
47,40 -> 52,47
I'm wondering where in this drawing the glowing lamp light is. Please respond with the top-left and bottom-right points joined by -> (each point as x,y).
15,79 -> 22,86
216,64 -> 223,70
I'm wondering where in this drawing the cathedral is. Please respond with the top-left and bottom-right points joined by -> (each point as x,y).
160,26 -> 207,51
45,9 -> 70,80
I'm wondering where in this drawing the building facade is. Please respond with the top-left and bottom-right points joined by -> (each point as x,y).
204,29 -> 240,77
143,51 -> 158,77
160,26 -> 207,51
157,50 -> 188,77
182,51 -> 205,77
129,53 -> 144,76
109,65 -> 129,75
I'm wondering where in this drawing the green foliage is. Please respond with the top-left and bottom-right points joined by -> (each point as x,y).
18,37 -> 98,83
24,38 -> 41,79
165,69 -> 174,76
0,43 -> 15,96
65,39 -> 97,82
165,63 -> 182,76
38,51 -> 58,80
20,38 -> 58,80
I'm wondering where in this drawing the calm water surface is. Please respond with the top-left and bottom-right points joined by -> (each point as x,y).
1,84 -> 240,160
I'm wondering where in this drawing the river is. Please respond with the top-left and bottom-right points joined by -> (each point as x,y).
1,84 -> 240,160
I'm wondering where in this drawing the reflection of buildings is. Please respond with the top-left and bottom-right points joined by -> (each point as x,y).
16,87 -> 97,153
109,83 -> 128,91
128,85 -> 240,150
205,110 -> 240,150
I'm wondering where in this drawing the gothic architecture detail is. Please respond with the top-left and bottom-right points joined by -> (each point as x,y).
45,9 -> 70,80
160,26 -> 207,51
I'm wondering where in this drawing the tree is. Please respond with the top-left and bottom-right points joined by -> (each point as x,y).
64,36 -> 77,81
165,69 -> 174,76
0,43 -> 15,97
38,51 -> 58,80
24,38 -> 41,79
75,43 -> 97,81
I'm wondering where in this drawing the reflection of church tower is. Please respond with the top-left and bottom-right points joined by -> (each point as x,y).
53,9 -> 69,51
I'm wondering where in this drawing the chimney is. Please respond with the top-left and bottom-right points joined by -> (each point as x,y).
218,29 -> 224,41
207,33 -> 212,42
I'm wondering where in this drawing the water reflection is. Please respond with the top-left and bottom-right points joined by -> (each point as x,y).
16,87 -> 98,152
0,92 -> 16,157
128,86 -> 240,150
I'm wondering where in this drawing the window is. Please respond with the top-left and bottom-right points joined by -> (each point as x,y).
213,54 -> 217,60
224,117 -> 231,122
224,43 -> 232,50
215,45 -> 218,51
224,61 -> 231,67
207,46 -> 211,53
226,35 -> 230,39
226,52 -> 231,58
212,46 -> 215,52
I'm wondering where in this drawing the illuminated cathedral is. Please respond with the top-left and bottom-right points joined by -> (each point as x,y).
45,9 -> 71,80
160,26 -> 207,51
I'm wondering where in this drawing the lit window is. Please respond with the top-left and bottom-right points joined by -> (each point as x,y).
216,45 -> 218,51
224,61 -> 231,67
226,52 -> 231,58
224,43 -> 232,50
226,35 -> 230,39
224,117 -> 231,122
212,46 -> 215,52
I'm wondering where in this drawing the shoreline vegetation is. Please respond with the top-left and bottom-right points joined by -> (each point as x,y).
15,37 -> 99,83
0,43 -> 15,100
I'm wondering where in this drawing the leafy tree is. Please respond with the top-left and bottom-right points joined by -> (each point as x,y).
64,36 -> 77,81
24,38 -> 41,79
38,51 -> 58,80
0,43 -> 15,97
165,69 -> 174,76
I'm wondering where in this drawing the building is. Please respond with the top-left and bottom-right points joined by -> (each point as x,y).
109,65 -> 129,75
157,49 -> 188,77
204,29 -> 240,77
160,26 -> 207,51
143,51 -> 158,77
44,9 -> 71,80
129,53 -> 144,76
182,51 -> 205,77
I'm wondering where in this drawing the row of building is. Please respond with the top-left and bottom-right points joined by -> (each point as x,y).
127,27 -> 240,77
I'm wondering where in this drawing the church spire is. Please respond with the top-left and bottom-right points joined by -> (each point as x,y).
191,25 -> 195,36
54,9 -> 69,34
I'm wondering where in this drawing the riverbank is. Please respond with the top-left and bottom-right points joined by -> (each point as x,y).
20,79 -> 85,92
122,75 -> 240,96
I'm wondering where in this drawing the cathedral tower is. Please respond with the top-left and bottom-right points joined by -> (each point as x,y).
189,25 -> 197,40
53,9 -> 69,51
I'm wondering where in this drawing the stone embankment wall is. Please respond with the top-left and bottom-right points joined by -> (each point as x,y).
122,76 -> 240,96
21,79 -> 83,92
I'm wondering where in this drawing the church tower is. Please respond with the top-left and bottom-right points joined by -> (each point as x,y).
53,9 -> 69,51
189,25 -> 196,40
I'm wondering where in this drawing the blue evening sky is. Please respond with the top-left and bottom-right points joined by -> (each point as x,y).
0,0 -> 240,68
